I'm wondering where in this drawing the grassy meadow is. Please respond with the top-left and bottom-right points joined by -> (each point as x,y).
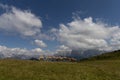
0,59 -> 120,80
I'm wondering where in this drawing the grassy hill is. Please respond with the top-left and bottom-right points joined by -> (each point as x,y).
81,50 -> 120,61
0,50 -> 120,80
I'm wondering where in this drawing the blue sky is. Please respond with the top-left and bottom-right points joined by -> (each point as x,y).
1,0 -> 120,26
0,0 -> 120,57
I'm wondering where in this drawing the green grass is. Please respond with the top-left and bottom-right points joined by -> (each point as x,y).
0,50 -> 120,80
0,59 -> 120,80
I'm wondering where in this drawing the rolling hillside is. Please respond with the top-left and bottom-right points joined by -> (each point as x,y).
0,50 -> 120,80
0,59 -> 120,80
81,50 -> 120,61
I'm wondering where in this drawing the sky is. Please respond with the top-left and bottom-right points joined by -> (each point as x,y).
0,0 -> 120,58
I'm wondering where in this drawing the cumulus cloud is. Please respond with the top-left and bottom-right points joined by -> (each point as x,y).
57,45 -> 71,51
34,39 -> 47,48
32,48 -> 43,53
0,45 -> 45,59
54,45 -> 72,56
58,16 -> 120,51
0,4 -> 42,36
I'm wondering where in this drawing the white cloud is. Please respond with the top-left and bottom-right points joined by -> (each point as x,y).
34,39 -> 47,48
58,16 -> 120,51
58,45 -> 71,51
32,48 -> 43,53
0,5 -> 42,36
0,45 -> 55,59
0,45 -> 44,59
0,3 -> 9,9
54,45 -> 72,56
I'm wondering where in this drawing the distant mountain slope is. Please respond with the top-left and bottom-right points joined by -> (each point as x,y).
81,50 -> 120,61
54,49 -> 104,60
